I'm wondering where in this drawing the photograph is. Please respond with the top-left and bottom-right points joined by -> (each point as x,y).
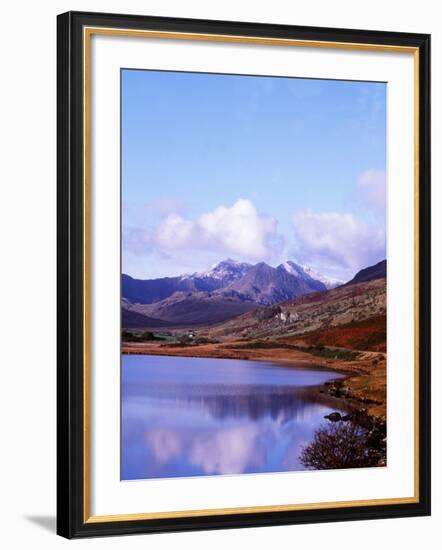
54,8 -> 431,539
1,0 -> 437,545
120,69 -> 388,481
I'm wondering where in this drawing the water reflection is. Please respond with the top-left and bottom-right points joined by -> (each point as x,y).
122,355 -> 343,480
170,388 -> 334,423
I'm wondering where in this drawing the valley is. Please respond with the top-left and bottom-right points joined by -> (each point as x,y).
122,259 -> 387,420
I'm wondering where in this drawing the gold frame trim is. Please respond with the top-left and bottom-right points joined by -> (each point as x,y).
83,27 -> 420,524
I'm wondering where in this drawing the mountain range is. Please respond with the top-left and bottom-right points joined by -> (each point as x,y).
122,259 -> 388,328
122,259 -> 347,327
123,259 -> 343,303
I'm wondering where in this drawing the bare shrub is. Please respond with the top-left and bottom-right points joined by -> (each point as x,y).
300,422 -> 382,470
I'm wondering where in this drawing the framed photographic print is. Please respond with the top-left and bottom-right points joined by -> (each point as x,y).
57,11 -> 431,538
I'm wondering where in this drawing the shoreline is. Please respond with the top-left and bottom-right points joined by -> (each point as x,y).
122,341 -> 386,419
122,346 -> 349,374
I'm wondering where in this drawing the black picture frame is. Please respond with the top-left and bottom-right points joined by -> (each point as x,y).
57,10 -> 431,539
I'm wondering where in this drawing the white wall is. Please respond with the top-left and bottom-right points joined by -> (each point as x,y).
0,0 -> 439,547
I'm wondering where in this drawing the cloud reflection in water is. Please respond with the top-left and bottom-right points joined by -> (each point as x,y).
122,355 -> 344,480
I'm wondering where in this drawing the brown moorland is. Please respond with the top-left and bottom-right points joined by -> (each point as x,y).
284,315 -> 386,353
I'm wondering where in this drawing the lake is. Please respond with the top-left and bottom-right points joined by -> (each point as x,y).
121,354 -> 344,480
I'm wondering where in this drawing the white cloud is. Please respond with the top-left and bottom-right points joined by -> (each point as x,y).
144,428 -> 182,462
155,199 -> 279,261
292,209 -> 385,273
155,213 -> 194,248
357,169 -> 386,212
189,424 -> 262,475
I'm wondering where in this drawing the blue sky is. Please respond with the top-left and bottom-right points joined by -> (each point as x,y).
122,69 -> 386,281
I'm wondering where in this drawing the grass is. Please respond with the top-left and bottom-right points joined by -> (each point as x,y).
222,340 -> 359,361
301,315 -> 386,352
122,330 -> 173,343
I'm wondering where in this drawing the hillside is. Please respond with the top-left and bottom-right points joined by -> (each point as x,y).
123,290 -> 259,326
206,277 -> 386,342
121,308 -> 173,328
298,315 -> 386,352
345,259 -> 386,286
122,273 -> 217,304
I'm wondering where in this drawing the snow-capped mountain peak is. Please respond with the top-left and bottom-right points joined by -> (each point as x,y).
300,265 -> 344,290
280,260 -> 343,290
198,259 -> 252,281
280,260 -> 306,278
